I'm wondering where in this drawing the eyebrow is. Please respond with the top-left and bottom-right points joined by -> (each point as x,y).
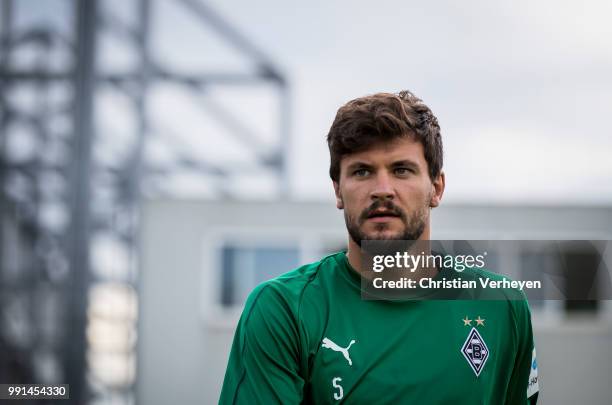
390,160 -> 420,170
346,161 -> 374,172
345,159 -> 421,173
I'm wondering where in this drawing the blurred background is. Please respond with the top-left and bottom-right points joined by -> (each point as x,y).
0,0 -> 611,404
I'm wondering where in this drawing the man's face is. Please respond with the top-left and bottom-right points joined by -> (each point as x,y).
333,136 -> 444,245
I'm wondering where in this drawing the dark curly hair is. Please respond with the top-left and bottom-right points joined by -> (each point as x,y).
326,90 -> 443,182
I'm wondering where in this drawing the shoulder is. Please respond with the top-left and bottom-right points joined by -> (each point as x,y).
458,267 -> 533,328
461,266 -> 529,299
242,252 -> 341,323
236,253 -> 341,358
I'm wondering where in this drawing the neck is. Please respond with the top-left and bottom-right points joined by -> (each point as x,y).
345,227 -> 438,281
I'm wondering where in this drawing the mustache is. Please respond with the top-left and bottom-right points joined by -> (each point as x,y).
359,200 -> 406,221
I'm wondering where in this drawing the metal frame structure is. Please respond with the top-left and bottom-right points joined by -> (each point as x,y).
0,0 -> 289,403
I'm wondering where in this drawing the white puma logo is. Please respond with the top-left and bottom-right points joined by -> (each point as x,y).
321,337 -> 357,366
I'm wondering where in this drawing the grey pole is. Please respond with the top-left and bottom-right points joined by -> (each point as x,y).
65,0 -> 98,403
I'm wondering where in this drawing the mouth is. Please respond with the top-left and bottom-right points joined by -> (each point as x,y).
366,211 -> 400,222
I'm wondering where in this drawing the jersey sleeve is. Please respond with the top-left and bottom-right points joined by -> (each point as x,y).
505,295 -> 539,405
219,283 -> 305,404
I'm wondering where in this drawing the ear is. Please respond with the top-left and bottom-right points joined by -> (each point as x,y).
333,181 -> 344,209
429,171 -> 445,208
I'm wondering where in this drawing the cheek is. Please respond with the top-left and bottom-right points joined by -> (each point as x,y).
340,185 -> 367,208
413,179 -> 433,197
399,185 -> 432,207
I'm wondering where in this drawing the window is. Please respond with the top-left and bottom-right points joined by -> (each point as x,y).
219,245 -> 300,307
520,242 -> 600,313
559,247 -> 600,313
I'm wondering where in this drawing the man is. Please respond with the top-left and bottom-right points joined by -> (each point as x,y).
219,91 -> 539,404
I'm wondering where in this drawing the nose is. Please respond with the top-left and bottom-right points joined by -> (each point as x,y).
370,171 -> 395,201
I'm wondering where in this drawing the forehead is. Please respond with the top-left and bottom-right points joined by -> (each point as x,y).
340,137 -> 426,166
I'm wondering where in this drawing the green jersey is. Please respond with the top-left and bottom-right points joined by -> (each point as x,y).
219,252 -> 539,404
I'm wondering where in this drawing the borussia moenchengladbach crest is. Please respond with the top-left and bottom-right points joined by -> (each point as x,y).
461,327 -> 490,377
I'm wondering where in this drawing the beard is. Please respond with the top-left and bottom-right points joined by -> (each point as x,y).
344,198 -> 428,247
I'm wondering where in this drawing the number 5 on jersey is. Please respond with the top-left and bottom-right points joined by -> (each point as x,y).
332,377 -> 343,400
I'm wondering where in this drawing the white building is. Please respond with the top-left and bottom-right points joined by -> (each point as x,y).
137,200 -> 612,405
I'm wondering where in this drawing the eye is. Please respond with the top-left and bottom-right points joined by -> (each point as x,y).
394,167 -> 413,176
353,168 -> 370,177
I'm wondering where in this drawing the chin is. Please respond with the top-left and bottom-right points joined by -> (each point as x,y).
364,230 -> 405,241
